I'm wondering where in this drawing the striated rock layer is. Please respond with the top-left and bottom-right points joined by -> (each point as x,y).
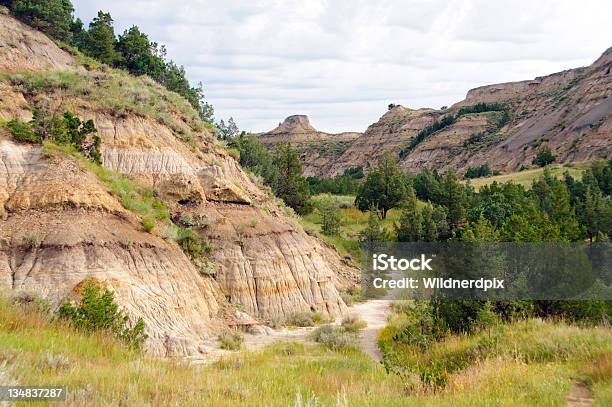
0,13 -> 357,356
259,115 -> 362,177
266,48 -> 612,177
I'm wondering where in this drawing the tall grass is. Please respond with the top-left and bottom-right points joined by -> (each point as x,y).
2,293 -> 610,406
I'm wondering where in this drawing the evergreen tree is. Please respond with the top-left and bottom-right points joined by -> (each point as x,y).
359,211 -> 389,244
421,203 -> 438,242
79,11 -> 120,65
116,25 -> 165,76
12,0 -> 74,41
273,142 -> 311,215
395,186 -> 423,242
442,170 -> 467,231
355,152 -> 407,219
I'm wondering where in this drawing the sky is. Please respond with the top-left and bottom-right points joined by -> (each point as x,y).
74,0 -> 612,133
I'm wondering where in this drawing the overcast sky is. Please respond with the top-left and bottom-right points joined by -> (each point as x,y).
74,0 -> 612,133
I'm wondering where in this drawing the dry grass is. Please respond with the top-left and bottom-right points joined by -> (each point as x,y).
2,293 -> 611,406
466,163 -> 589,191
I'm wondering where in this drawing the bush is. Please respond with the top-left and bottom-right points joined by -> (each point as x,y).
311,325 -> 356,350
218,329 -> 243,350
7,119 -> 41,143
464,164 -> 491,179
58,280 -> 147,349
11,291 -> 50,314
319,198 -> 342,236
286,311 -> 316,327
141,217 -> 155,233
533,147 -> 556,167
341,314 -> 367,332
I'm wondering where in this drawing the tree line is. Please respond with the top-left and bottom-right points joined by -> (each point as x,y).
2,0 -> 214,123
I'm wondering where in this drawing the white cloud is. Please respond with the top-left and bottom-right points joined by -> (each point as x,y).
74,0 -> 612,133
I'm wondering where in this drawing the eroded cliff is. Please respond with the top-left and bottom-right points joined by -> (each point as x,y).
0,14 -> 357,356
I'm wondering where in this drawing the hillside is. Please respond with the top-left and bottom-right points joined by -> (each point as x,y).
265,49 -> 611,178
259,115 -> 362,177
0,13 -> 358,356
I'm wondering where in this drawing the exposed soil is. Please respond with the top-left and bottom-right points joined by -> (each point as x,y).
566,382 -> 594,407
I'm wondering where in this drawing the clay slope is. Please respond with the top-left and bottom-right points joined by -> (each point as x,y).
273,48 -> 611,177
259,115 -> 361,177
0,14 -> 356,356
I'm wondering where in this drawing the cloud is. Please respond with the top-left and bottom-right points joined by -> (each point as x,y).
75,0 -> 612,133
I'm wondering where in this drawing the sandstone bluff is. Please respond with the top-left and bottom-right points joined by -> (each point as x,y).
0,14 -> 358,356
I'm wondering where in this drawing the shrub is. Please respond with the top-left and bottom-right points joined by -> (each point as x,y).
141,217 -> 155,233
11,291 -> 50,314
464,164 -> 491,179
218,329 -> 243,350
286,311 -> 315,327
311,325 -> 356,350
7,119 -> 41,143
341,314 -> 367,332
319,198 -> 342,236
177,228 -> 210,259
533,147 -> 556,167
58,280 -> 147,349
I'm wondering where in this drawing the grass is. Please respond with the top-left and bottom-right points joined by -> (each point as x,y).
42,142 -> 170,225
2,294 -> 610,406
0,69 -> 212,149
301,194 -> 408,260
379,313 -> 612,403
467,163 -> 589,191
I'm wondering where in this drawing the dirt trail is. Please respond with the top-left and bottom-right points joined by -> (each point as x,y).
566,382 -> 594,407
347,300 -> 391,362
189,299 -> 392,365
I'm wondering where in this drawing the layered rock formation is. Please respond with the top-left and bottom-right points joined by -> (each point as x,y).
0,14 -> 357,356
259,115 -> 361,177
267,48 -> 611,177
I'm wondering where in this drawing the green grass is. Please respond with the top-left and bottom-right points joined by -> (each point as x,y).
379,313 -> 612,405
301,194 -> 411,260
42,142 -> 170,225
2,294 -> 610,406
0,69 -> 212,148
467,163 -> 589,191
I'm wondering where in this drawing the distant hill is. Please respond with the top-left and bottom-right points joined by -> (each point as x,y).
258,115 -> 362,177
264,48 -> 612,178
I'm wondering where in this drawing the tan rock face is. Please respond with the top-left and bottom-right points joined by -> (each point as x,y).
267,48 -> 612,177
259,115 -> 362,177
0,15 -> 358,355
0,14 -> 76,72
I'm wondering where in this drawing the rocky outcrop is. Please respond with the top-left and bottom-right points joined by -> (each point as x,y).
269,48 -> 612,177
0,14 -> 357,356
0,13 -> 76,72
259,115 -> 361,177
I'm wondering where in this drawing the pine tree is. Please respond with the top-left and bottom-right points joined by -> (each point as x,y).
273,142 -> 311,215
421,203 -> 438,242
355,152 -> 407,219
79,11 -> 121,65
395,186 -> 423,242
442,170 -> 467,230
12,0 -> 74,41
359,211 -> 389,244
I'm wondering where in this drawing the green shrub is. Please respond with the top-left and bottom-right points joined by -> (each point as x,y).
57,280 -> 147,349
341,314 -> 367,332
319,198 -> 341,236
218,329 -> 243,350
141,217 -> 155,233
533,147 -> 556,167
311,325 -> 356,350
7,119 -> 41,143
